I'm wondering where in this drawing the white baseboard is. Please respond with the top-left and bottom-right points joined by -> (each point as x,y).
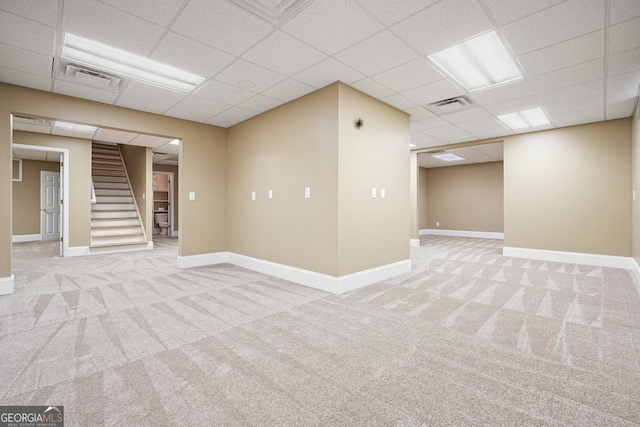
419,229 -> 429,236
424,229 -> 504,240
177,252 -> 228,269
410,238 -> 420,247
12,234 -> 41,243
0,275 -> 15,295
67,242 -> 153,257
503,246 -> 636,270
631,259 -> 640,294
179,252 -> 411,295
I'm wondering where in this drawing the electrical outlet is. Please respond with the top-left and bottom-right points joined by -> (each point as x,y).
436,221 -> 440,227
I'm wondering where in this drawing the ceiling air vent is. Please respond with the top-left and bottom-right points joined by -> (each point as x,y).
426,95 -> 473,115
60,61 -> 123,91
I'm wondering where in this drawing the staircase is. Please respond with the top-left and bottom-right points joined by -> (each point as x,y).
91,142 -> 147,248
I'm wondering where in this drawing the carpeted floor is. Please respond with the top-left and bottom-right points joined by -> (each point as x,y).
2,236 -> 639,426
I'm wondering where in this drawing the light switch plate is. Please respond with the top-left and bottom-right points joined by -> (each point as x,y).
251,191 -> 256,200
371,187 -> 377,198
381,189 -> 386,199
269,190 -> 273,199
189,191 -> 196,201
305,187 -> 310,198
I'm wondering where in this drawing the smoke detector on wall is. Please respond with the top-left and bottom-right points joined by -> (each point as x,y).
426,96 -> 474,115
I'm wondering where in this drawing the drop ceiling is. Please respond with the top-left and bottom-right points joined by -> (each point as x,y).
0,0 -> 638,151
418,142 -> 504,168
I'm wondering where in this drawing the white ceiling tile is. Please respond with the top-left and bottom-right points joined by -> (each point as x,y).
154,143 -> 179,155
483,95 -> 541,115
0,0 -> 58,26
98,0 -> 185,26
379,94 -> 416,110
281,0 -> 383,55
14,148 -> 49,161
293,58 -> 364,88
470,79 -> 533,105
218,106 -> 260,122
517,30 -> 604,76
0,67 -> 51,91
442,108 -> 490,124
411,116 -> 450,131
545,94 -> 603,115
538,79 -> 603,105
528,59 -> 604,93
455,117 -> 503,131
13,121 -> 52,135
410,132 -> 444,148
452,146 -> 497,162
500,0 -> 604,55
62,0 -> 165,55
334,31 -> 417,76
482,0 -> 565,26
468,127 -> 511,140
607,70 -> 640,92
174,96 -> 231,116
609,16 -> 640,55
54,80 -> 118,104
121,80 -> 187,106
115,95 -> 172,115
193,80 -> 255,104
205,116 -> 238,128
608,48 -> 640,76
214,60 -> 285,92
610,0 -> 640,25
357,0 -> 439,26
153,32 -> 236,79
52,127 -> 95,139
402,79 -> 464,105
424,125 -> 476,143
606,100 -> 636,119
0,10 -> 56,55
606,87 -> 638,104
262,79 -> 315,102
405,106 -> 436,121
242,31 -> 326,75
552,106 -> 604,127
0,44 -> 52,77
171,0 -> 273,56
372,59 -> 444,92
164,106 -> 214,122
94,128 -> 138,144
238,94 -> 284,112
129,134 -> 173,148
392,0 -> 493,55
350,78 -> 394,98
475,142 -> 504,158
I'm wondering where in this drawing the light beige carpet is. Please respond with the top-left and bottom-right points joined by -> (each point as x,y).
2,236 -> 639,426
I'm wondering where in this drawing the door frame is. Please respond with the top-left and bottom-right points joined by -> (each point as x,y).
152,171 -> 176,237
13,144 -> 69,257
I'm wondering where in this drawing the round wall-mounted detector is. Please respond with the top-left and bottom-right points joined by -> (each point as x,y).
354,118 -> 364,129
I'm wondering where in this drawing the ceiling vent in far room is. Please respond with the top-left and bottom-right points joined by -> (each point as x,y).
58,61 -> 123,91
426,95 -> 473,115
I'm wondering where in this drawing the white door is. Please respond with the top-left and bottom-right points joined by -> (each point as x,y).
41,171 -> 61,242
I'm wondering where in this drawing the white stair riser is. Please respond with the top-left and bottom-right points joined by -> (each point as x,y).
92,219 -> 140,227
93,182 -> 129,189
92,204 -> 135,211
93,176 -> 128,183
91,211 -> 138,219
95,189 -> 131,196
92,236 -> 146,245
92,227 -> 142,237
96,196 -> 134,203
93,170 -> 126,177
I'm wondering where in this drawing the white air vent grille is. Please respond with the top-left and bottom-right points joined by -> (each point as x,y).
59,61 -> 123,91
426,96 -> 473,114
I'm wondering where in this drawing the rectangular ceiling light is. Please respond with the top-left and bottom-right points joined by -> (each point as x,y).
431,152 -> 465,162
54,121 -> 97,133
61,33 -> 205,93
498,107 -> 551,130
428,31 -> 522,92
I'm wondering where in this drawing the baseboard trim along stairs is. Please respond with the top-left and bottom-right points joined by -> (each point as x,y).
91,142 -> 148,250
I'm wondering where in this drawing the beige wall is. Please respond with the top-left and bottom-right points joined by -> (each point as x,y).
13,131 -> 92,247
227,84 -> 340,275
120,144 -> 152,239
424,162 -> 504,232
0,83 -> 226,279
12,159 -> 59,235
504,119 -> 631,256
418,167 -> 428,229
153,164 -> 179,232
632,105 -> 639,265
337,83 -> 409,275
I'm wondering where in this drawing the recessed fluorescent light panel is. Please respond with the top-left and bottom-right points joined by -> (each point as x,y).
431,152 -> 465,162
54,121 -> 97,133
61,33 -> 205,93
428,31 -> 522,92
497,107 -> 551,130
